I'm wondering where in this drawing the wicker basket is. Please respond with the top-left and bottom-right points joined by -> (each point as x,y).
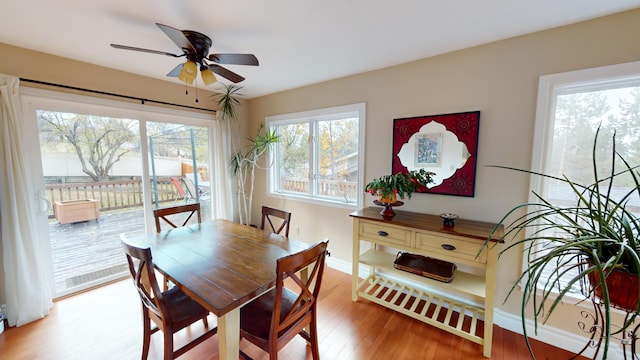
393,252 -> 456,283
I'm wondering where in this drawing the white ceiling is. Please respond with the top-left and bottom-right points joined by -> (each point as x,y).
1,1 -> 639,99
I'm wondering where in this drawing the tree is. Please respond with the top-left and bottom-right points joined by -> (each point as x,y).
278,122 -> 309,178
317,117 -> 358,180
38,111 -> 137,182
553,91 -> 610,183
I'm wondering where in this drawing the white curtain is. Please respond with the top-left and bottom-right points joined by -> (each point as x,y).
0,74 -> 53,326
211,111 -> 234,221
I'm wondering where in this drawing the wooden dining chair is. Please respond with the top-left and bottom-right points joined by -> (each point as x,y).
239,240 -> 329,360
153,203 -> 201,234
120,235 -> 217,360
260,206 -> 292,237
153,203 -> 201,290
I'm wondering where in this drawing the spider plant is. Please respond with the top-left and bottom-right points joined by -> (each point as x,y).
482,127 -> 640,359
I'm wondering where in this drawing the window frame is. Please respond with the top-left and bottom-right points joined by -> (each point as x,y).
266,103 -> 366,209
530,61 -> 640,299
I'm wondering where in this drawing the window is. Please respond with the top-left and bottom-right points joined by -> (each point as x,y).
531,61 -> 640,295
267,103 -> 366,207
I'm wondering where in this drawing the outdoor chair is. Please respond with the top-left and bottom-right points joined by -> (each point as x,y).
120,234 -> 217,360
239,240 -> 329,360
170,177 -> 191,204
182,177 -> 210,201
260,206 -> 292,237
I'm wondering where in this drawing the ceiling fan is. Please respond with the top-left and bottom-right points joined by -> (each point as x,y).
110,23 -> 259,85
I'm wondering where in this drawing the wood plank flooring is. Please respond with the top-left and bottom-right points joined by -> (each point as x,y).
0,268 -> 587,360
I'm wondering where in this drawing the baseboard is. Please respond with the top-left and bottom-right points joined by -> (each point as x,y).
494,308 -> 623,359
326,255 -> 352,274
328,257 -> 624,359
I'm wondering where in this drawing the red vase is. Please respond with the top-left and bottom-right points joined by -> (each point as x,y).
589,269 -> 640,312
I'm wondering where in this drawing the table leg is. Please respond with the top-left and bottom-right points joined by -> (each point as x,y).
218,308 -> 240,360
300,267 -> 311,339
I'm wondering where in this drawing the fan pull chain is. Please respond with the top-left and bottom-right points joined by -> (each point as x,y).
195,82 -> 199,103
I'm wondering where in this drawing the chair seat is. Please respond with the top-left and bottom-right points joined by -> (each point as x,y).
240,287 -> 302,340
163,287 -> 210,330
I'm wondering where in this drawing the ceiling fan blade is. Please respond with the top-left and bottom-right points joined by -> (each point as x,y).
208,53 -> 259,66
156,23 -> 196,54
209,64 -> 245,83
110,44 -> 181,58
166,63 -> 183,77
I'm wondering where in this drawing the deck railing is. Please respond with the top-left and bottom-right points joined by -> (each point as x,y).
45,176 -> 360,218
44,178 -> 178,218
280,177 -> 358,200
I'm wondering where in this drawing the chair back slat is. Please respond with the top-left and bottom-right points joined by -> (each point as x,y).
260,206 -> 292,237
153,203 -> 201,233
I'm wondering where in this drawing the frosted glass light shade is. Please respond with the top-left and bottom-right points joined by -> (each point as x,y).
200,68 -> 217,85
178,61 -> 198,84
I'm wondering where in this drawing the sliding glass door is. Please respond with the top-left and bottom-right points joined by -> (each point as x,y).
21,88 -> 214,297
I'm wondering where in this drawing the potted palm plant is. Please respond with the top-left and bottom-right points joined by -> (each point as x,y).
365,169 -> 435,219
214,85 -> 279,226
482,127 -> 640,358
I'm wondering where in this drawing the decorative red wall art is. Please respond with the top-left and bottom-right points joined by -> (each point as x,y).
392,111 -> 480,197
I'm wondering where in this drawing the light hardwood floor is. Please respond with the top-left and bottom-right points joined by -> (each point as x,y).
0,268 -> 586,360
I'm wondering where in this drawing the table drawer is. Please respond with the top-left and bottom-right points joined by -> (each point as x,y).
359,221 -> 411,247
415,232 -> 486,264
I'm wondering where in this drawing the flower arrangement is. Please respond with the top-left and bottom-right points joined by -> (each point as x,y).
365,169 -> 435,202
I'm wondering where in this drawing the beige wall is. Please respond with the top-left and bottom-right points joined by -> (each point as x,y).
0,43 -> 221,112
247,9 -> 640,343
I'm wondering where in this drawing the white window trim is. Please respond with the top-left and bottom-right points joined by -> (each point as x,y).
266,103 -> 366,209
530,60 -> 640,304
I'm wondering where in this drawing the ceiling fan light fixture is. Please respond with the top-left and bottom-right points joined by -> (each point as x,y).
200,67 -> 217,85
178,60 -> 198,84
111,23 -> 259,86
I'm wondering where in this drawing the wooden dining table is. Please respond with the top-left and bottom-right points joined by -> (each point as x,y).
128,219 -> 313,360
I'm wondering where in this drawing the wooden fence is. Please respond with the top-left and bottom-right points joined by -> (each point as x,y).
45,177 -> 178,218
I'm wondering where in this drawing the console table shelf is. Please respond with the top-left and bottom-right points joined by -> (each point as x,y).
351,207 -> 503,358
359,249 -> 486,300
356,273 -> 486,346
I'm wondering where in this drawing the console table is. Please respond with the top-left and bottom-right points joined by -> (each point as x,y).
350,207 -> 503,357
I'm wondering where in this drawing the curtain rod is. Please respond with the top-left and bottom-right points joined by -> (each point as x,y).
19,78 -> 216,113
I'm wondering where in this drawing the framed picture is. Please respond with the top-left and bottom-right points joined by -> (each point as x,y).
415,133 -> 443,167
392,111 -> 480,197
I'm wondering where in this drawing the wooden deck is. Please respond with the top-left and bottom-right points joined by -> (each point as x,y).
50,208 -> 145,294
49,202 -> 209,295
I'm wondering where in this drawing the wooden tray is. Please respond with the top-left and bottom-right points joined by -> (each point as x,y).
393,252 -> 456,283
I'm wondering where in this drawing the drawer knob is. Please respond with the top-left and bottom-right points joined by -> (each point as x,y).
441,244 -> 456,251
377,231 -> 389,237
